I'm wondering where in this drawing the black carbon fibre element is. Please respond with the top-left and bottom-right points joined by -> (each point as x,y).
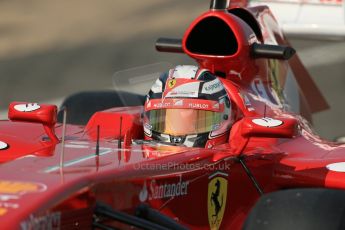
210,0 -> 230,9
155,38 -> 183,53
251,43 -> 296,60
94,203 -> 169,230
136,204 -> 189,230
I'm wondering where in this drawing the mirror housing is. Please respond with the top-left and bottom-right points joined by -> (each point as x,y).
230,117 -> 297,154
8,102 -> 59,143
240,117 -> 297,138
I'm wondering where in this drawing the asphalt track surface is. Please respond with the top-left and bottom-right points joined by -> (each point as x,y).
0,0 -> 344,141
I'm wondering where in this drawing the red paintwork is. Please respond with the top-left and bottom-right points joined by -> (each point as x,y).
9,102 -> 59,143
0,5 -> 339,230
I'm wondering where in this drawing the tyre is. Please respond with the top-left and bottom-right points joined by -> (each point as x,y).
57,90 -> 145,125
243,188 -> 345,230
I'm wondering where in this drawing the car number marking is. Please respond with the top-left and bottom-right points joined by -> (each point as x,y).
326,162 -> 345,172
252,117 -> 283,127
0,141 -> 8,150
14,103 -> 40,112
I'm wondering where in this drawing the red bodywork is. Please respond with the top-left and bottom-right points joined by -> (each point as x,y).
0,5 -> 341,230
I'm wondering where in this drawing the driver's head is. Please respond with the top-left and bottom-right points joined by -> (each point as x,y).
144,65 -> 233,148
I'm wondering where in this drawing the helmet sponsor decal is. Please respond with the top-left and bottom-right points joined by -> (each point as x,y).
174,99 -> 183,106
167,79 -> 177,88
171,65 -> 198,79
0,141 -> 8,150
165,82 -> 200,98
166,91 -> 198,98
208,171 -> 228,230
14,103 -> 41,112
143,123 -> 152,137
252,118 -> 283,127
201,79 -> 224,94
139,177 -> 190,202
145,98 -> 224,112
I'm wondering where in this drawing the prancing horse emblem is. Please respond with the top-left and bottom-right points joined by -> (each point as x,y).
208,172 -> 228,230
168,79 -> 177,88
211,179 -> 223,221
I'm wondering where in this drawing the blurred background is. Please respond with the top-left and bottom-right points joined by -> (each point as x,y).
0,0 -> 344,140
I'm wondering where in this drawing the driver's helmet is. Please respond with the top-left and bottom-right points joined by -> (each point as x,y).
143,65 -> 233,148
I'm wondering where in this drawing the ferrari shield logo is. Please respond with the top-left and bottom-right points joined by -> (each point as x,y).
168,79 -> 176,88
208,172 -> 228,230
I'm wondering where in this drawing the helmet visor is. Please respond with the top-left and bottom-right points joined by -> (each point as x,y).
145,109 -> 223,136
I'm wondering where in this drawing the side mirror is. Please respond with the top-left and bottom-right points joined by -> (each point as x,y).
240,117 -> 297,138
230,117 -> 297,154
8,102 -> 59,143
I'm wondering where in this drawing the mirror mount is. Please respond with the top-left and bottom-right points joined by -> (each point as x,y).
8,102 -> 59,143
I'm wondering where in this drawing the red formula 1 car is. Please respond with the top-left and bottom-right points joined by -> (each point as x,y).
0,0 -> 344,229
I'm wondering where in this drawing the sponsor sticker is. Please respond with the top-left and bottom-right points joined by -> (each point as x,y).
20,212 -> 61,230
174,99 -> 184,106
0,202 -> 19,209
14,103 -> 41,112
188,103 -> 209,109
139,177 -> 190,202
252,117 -> 283,127
0,141 -> 8,150
229,70 -> 242,80
0,208 -> 7,216
165,81 -> 200,98
202,79 -> 224,94
208,172 -> 228,230
146,99 -> 223,112
168,79 -> 177,88
0,202 -> 20,217
326,162 -> 345,172
0,181 -> 47,201
167,91 -> 198,98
